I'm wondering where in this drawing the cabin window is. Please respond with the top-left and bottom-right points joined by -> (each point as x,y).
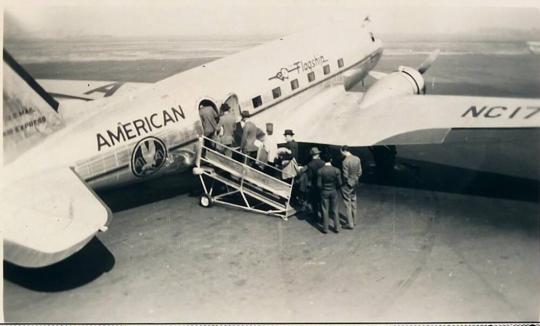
338,58 -> 344,68
252,95 -> 263,108
307,71 -> 315,82
272,87 -> 281,99
323,64 -> 330,75
291,78 -> 299,90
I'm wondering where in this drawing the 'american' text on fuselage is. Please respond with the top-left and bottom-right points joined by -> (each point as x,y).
96,106 -> 185,151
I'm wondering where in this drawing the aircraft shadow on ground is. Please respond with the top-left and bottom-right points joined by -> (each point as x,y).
298,143 -> 539,202
363,158 -> 540,203
3,237 -> 115,292
97,153 -> 538,224
295,158 -> 540,234
97,171 -> 201,212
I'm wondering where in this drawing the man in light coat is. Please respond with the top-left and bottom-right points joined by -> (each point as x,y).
340,145 -> 362,229
216,103 -> 236,157
240,111 -> 261,160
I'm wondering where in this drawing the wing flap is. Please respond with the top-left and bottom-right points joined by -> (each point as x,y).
2,168 -> 111,267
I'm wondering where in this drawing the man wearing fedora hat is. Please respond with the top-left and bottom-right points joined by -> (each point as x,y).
277,129 -> 301,206
280,129 -> 299,164
305,146 -> 325,217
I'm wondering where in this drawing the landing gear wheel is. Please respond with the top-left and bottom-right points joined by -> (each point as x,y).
200,195 -> 213,208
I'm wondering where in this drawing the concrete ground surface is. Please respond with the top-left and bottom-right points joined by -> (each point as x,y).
4,168 -> 540,322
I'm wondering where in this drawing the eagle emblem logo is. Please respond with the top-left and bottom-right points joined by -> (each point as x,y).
131,136 -> 167,177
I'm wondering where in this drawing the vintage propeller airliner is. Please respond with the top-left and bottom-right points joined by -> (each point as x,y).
2,18 -> 539,268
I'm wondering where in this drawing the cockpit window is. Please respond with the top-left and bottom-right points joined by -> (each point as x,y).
370,32 -> 375,42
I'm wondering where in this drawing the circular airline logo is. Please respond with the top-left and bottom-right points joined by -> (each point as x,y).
131,136 -> 167,177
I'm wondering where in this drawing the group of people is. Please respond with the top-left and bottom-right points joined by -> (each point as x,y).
297,145 -> 362,234
199,102 -> 362,234
198,102 -> 295,172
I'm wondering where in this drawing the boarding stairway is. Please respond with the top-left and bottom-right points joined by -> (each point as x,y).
193,136 -> 295,220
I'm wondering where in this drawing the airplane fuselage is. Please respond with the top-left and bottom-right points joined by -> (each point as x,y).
3,20 -> 382,190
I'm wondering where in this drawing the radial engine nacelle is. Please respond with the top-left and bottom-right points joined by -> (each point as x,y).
359,66 -> 424,108
359,49 -> 440,109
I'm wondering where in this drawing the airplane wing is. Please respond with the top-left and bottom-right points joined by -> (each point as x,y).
1,167 -> 112,267
255,86 -> 540,147
37,79 -> 150,102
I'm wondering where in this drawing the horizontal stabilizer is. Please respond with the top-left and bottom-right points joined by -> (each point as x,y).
36,79 -> 150,102
2,168 -> 111,267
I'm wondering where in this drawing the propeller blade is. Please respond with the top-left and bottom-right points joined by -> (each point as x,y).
417,49 -> 440,74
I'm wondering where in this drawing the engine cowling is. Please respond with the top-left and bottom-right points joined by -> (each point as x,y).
359,66 -> 424,109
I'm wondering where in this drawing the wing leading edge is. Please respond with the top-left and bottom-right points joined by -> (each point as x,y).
254,87 -> 540,147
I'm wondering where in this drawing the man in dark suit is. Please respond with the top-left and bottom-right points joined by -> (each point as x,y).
279,129 -> 302,205
305,147 -> 325,217
340,145 -> 362,229
233,112 -> 246,150
280,129 -> 299,164
317,153 -> 342,234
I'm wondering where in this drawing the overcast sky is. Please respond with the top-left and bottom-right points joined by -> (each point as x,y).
4,0 -> 540,39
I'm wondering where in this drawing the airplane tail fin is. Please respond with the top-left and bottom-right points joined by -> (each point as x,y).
3,49 -> 65,164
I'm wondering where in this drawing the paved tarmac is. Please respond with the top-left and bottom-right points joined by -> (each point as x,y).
4,163 -> 539,322
3,49 -> 540,322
